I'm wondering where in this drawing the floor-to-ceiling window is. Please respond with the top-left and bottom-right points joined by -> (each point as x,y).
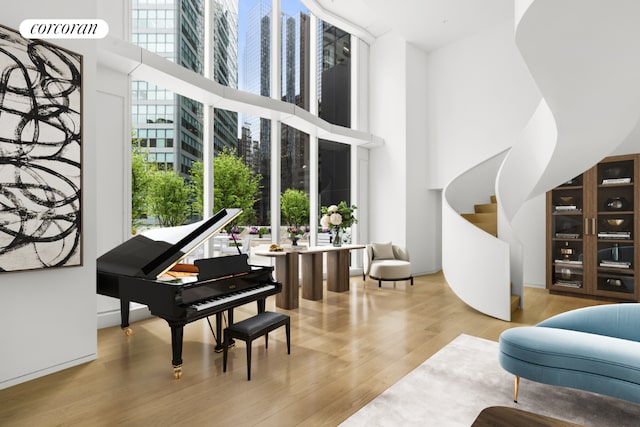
236,0 -> 273,227
131,0 -> 204,188
129,0 -> 356,243
281,124 -> 310,243
278,1 -> 311,243
318,139 -> 351,243
318,21 -> 351,127
280,0 -> 310,111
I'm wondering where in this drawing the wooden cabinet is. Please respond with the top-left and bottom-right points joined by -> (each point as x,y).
546,154 -> 640,301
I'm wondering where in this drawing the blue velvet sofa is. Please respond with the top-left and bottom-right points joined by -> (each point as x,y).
499,303 -> 640,404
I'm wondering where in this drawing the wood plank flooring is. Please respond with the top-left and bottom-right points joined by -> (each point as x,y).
0,272 -> 606,427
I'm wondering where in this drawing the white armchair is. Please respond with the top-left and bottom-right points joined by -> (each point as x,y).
363,242 -> 413,287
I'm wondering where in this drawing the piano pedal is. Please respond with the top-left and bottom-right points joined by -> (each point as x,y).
173,365 -> 182,379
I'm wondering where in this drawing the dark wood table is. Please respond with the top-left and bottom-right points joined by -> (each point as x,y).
472,406 -> 583,427
254,249 -> 299,309
298,244 -> 365,299
256,244 -> 365,305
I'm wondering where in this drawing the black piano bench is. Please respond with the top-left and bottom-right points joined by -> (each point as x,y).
223,311 -> 290,381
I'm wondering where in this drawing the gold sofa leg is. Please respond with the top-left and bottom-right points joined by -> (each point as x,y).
514,375 -> 520,403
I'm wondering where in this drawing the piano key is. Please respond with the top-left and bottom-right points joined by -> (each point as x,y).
190,284 -> 276,311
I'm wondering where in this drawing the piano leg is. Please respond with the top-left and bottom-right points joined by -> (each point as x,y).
214,310 -> 235,353
169,323 -> 184,379
214,312 -> 224,352
228,308 -> 234,326
120,298 -> 132,336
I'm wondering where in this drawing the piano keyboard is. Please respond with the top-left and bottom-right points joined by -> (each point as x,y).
189,284 -> 276,312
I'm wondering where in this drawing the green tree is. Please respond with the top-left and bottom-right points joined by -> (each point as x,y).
148,170 -> 191,227
281,188 -> 309,226
211,149 -> 262,225
131,146 -> 156,234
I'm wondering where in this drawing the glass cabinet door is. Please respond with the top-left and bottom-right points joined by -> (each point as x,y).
595,159 -> 635,296
550,175 -> 585,290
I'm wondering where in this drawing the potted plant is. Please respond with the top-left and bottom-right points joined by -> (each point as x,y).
281,189 -> 310,245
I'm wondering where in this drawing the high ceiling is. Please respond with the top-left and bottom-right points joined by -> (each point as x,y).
314,0 -> 513,52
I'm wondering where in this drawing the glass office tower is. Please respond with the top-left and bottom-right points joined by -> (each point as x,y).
240,1 -> 272,225
213,0 -> 239,153
131,0 -> 205,177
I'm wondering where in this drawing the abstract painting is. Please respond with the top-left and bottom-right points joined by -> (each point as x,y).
0,24 -> 82,272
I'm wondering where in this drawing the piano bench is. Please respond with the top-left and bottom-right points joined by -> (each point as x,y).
223,311 -> 290,381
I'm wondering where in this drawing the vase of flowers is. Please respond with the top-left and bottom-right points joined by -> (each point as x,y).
320,201 -> 357,247
332,227 -> 342,247
287,226 -> 306,246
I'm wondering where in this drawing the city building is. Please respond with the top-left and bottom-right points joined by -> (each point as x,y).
212,0 -> 239,154
131,0 -> 205,176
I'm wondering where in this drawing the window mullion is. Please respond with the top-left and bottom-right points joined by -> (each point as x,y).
309,13 -> 318,116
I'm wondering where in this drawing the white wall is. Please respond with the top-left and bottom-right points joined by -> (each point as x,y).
95,66 -> 142,328
369,32 -> 408,246
406,43 -> 441,274
425,20 -> 541,190
0,0 -> 98,389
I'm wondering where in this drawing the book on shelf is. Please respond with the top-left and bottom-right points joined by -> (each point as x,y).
553,280 -> 582,288
554,259 -> 583,265
597,232 -> 631,239
555,206 -> 580,212
602,177 -> 632,184
599,260 -> 632,268
555,233 -> 580,239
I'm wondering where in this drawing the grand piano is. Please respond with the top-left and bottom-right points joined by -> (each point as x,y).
97,208 -> 281,378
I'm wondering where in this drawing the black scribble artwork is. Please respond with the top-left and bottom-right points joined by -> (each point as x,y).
0,24 -> 82,272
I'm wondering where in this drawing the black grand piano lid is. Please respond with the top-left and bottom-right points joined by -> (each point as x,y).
97,208 -> 243,279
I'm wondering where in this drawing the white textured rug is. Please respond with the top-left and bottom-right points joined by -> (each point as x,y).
341,334 -> 640,427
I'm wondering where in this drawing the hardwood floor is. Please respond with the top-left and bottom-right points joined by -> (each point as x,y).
0,272 -> 606,427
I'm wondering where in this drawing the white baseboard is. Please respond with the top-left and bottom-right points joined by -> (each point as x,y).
0,353 -> 96,391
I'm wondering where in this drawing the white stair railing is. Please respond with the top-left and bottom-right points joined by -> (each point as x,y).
442,151 -> 511,321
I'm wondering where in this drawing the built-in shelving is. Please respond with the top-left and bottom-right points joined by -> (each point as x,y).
546,154 -> 639,301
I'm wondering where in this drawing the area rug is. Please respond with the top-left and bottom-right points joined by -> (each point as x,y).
340,334 -> 640,427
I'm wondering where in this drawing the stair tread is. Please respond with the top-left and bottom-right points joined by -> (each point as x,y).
474,203 -> 497,213
462,212 -> 496,221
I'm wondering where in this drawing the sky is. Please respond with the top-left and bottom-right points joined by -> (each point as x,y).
236,0 -> 309,90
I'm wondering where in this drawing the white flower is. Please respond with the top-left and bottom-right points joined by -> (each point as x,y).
320,215 -> 331,228
330,213 -> 342,226
327,204 -> 338,213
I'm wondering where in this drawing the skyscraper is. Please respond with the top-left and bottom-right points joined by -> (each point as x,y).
241,1 -> 272,225
213,0 -> 239,154
280,10 -> 311,194
318,21 -> 351,128
131,0 -> 205,177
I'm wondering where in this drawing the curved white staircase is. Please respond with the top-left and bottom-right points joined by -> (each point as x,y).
442,0 -> 640,321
